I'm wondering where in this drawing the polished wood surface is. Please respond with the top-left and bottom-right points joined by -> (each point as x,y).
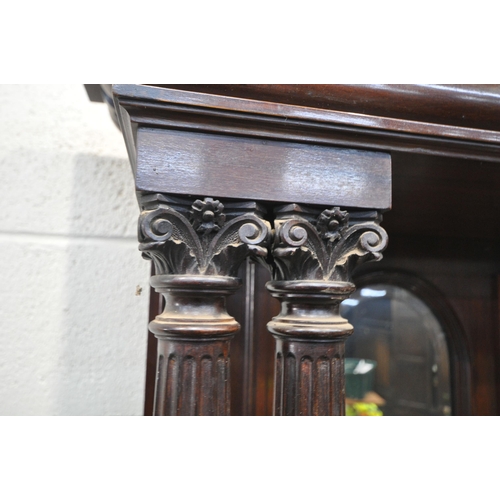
227,260 -> 278,416
182,233 -> 497,416
268,281 -> 354,416
113,84 -> 393,416
114,84 -> 500,164
152,84 -> 500,132
384,152 -> 500,241
136,127 -> 391,209
150,275 -> 239,416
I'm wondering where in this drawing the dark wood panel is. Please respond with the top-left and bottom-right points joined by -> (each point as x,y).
496,276 -> 500,412
144,263 -> 162,416
227,260 -> 278,416
150,85 -> 500,132
136,127 -> 391,209
384,152 -> 500,241
449,297 -> 495,415
226,260 -> 252,416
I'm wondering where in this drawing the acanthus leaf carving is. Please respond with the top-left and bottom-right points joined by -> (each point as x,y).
272,204 -> 388,282
138,193 -> 271,277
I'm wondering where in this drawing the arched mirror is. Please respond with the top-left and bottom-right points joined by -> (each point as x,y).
341,274 -> 460,416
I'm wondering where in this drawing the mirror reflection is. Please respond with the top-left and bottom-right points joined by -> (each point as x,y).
341,284 -> 452,416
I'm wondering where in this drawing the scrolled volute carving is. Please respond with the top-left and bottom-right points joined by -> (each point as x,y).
272,204 -> 388,282
138,193 -> 271,276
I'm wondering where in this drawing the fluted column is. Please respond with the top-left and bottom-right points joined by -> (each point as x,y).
268,204 -> 388,416
138,193 -> 270,415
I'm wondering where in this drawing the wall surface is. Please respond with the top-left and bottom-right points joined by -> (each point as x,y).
0,85 -> 151,415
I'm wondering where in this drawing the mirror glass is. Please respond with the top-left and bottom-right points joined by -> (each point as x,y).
341,284 -> 452,416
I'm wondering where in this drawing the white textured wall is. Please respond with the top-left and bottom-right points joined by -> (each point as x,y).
0,85 -> 151,415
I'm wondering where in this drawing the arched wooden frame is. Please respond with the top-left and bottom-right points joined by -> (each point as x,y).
351,269 -> 472,416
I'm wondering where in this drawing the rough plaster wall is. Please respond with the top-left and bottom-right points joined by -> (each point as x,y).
0,85 -> 151,415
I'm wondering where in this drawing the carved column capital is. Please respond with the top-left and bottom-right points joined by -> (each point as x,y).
138,193 -> 271,277
271,204 -> 388,282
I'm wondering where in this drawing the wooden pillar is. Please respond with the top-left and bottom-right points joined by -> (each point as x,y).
267,204 -> 388,415
138,193 -> 270,415
112,84 -> 392,416
150,275 -> 239,416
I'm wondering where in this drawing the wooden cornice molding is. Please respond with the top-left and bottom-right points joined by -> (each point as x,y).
149,84 -> 500,133
113,84 -> 500,164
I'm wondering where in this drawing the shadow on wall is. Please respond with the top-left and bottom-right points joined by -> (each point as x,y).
55,153 -> 151,415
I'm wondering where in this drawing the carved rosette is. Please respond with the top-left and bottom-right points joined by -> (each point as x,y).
267,203 -> 388,416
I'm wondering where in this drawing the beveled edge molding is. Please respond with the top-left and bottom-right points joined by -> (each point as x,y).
266,280 -> 356,340
144,84 -> 500,134
149,275 -> 241,340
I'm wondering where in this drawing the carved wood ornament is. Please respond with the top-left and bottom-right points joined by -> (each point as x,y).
138,193 -> 271,415
138,192 -> 388,416
102,84 -> 500,416
268,204 -> 388,416
112,85 -> 392,417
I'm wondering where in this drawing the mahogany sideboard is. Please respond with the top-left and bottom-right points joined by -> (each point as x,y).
87,84 -> 500,416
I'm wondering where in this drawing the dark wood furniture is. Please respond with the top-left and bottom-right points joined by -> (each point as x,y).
89,84 -> 500,416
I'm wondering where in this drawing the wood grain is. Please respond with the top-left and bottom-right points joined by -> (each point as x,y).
150,84 -> 500,132
136,128 -> 391,210
227,260 -> 279,415
114,84 -> 500,164
150,275 -> 240,416
268,281 -> 354,416
384,152 -> 500,241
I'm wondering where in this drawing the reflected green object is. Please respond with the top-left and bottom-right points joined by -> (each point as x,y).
345,358 -> 377,399
346,403 -> 383,416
